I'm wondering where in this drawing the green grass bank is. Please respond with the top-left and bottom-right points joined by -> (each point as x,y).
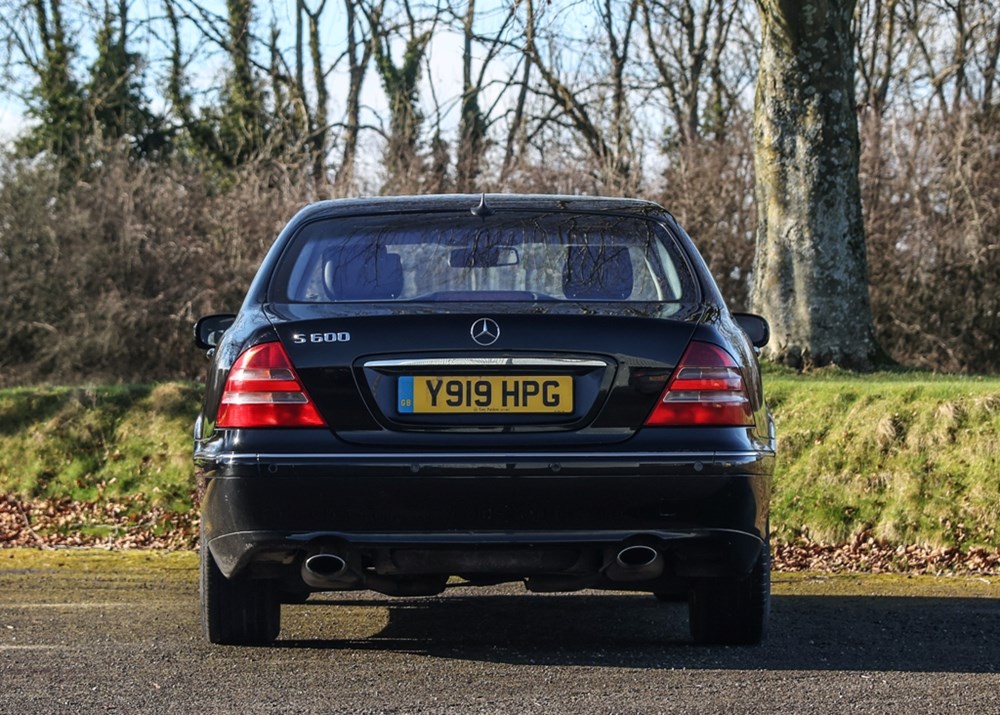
0,372 -> 998,550
766,368 -> 999,549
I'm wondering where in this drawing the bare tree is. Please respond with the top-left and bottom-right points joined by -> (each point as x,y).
521,0 -> 640,191
0,0 -> 87,163
300,0 -> 329,182
334,0 -> 377,189
854,0 -> 905,118
161,0 -> 272,166
455,0 -> 484,191
894,0 -> 997,117
365,0 -> 437,192
499,3 -> 535,184
979,5 -> 1000,108
218,0 -> 267,163
640,0 -> 748,144
448,0 -> 520,191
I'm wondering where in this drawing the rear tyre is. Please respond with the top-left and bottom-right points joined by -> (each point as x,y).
688,544 -> 770,646
200,532 -> 281,645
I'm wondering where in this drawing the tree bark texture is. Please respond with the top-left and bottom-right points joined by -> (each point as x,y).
751,0 -> 878,370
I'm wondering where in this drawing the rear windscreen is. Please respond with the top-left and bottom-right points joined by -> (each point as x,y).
271,212 -> 698,303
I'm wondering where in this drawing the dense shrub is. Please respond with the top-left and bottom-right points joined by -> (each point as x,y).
0,150 -> 322,385
864,112 -> 1000,374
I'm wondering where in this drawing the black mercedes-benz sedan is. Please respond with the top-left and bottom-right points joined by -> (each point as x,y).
193,194 -> 775,646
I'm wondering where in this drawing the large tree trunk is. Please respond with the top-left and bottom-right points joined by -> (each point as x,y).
751,0 -> 879,370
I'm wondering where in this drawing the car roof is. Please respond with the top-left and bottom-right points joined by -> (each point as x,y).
289,194 -> 670,222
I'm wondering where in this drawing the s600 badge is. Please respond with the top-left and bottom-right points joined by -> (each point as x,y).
292,332 -> 351,344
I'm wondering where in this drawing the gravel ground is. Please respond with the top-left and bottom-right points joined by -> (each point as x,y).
0,552 -> 998,714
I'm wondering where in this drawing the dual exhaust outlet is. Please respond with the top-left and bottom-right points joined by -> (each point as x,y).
301,542 -> 665,588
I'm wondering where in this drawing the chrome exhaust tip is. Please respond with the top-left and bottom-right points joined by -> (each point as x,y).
304,553 -> 348,578
605,544 -> 665,582
301,552 -> 357,589
616,545 -> 660,568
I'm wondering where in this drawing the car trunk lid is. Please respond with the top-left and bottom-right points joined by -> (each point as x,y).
267,304 -> 702,445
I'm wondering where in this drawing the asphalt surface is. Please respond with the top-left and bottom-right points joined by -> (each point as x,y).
1,552 -> 998,714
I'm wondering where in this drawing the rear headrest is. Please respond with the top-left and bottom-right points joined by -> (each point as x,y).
563,244 -> 634,300
323,243 -> 404,300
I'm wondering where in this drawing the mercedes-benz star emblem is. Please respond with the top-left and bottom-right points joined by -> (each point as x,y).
470,317 -> 500,346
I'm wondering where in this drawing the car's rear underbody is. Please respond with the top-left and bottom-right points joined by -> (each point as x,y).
199,443 -> 772,599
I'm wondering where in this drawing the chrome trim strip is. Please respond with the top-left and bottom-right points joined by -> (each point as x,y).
217,450 -> 770,462
364,357 -> 609,368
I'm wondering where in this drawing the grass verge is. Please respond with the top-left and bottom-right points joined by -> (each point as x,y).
766,367 -> 999,550
0,383 -> 199,547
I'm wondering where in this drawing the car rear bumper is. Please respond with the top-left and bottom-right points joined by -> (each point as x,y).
199,449 -> 773,593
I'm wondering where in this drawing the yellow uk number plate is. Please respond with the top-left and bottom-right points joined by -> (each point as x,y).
397,376 -> 573,414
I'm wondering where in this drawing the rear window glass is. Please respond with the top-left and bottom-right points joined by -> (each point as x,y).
271,212 -> 697,303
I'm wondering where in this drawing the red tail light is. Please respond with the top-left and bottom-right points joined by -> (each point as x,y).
644,342 -> 753,427
216,342 -> 326,428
